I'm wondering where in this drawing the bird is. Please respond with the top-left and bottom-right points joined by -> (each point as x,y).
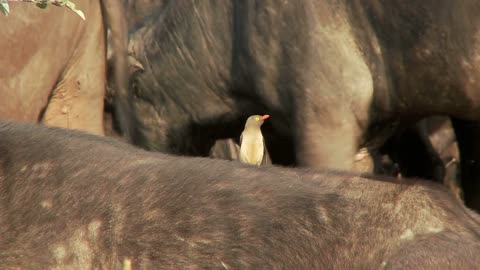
239,114 -> 270,166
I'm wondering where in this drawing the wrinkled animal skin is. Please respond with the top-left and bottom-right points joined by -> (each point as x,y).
0,0 -> 127,135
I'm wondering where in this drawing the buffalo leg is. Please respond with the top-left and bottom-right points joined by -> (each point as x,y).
296,111 -> 360,171
383,123 -> 445,182
451,118 -> 480,211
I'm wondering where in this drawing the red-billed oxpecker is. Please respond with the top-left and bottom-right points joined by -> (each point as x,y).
239,115 -> 270,166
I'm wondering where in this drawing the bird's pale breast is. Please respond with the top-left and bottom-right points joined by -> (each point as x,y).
240,131 -> 264,165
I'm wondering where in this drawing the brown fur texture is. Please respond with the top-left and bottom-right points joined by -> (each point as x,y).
0,121 -> 479,269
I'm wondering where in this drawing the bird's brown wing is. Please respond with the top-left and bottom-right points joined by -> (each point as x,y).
261,137 -> 271,165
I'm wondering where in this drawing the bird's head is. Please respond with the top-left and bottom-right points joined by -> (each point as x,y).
245,114 -> 270,129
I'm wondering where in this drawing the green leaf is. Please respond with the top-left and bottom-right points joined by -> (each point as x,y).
0,1 -> 9,16
0,0 -> 84,20
36,2 -> 48,9
65,1 -> 85,20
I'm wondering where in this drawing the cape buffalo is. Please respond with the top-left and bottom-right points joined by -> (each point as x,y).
106,0 -> 249,162
111,0 -> 460,185
0,121 -> 480,269
111,1 -> 447,170
113,1 -> 480,210
383,117 -> 461,199
0,0 -> 127,135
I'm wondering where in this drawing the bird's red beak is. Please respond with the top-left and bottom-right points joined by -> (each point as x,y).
261,115 -> 270,120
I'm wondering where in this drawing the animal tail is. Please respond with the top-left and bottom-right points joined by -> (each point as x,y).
100,0 -> 134,143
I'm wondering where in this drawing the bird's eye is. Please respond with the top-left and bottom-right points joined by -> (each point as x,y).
255,117 -> 260,121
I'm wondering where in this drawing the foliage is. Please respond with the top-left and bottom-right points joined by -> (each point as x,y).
1,0 -> 84,20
